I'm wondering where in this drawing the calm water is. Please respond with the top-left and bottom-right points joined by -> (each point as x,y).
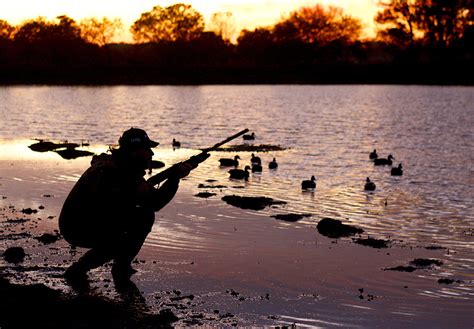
1,85 -> 473,327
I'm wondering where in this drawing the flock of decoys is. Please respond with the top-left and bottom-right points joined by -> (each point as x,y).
214,132 -> 280,181
216,138 -> 403,193
215,131 -> 316,190
154,137 -> 407,194
219,153 -> 279,180
365,149 -> 403,191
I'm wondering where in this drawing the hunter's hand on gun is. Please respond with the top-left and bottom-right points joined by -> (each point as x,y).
168,152 -> 211,179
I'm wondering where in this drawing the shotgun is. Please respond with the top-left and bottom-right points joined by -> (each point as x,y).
147,128 -> 249,186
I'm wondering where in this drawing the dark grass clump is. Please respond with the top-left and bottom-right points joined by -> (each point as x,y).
270,213 -> 312,222
55,148 -> 95,160
194,192 -> 217,198
213,144 -> 286,152
316,218 -> 364,239
384,266 -> 417,272
353,237 -> 390,249
409,258 -> 443,267
198,184 -> 227,189
385,258 -> 444,272
3,247 -> 26,263
29,141 -> 79,152
437,278 -> 463,284
34,233 -> 62,245
222,195 -> 286,211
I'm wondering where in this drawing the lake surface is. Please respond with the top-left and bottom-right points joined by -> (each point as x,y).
1,85 -> 473,327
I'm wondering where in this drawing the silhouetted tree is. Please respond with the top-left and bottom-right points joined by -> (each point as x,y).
0,19 -> 15,40
417,0 -> 473,48
272,5 -> 362,45
375,0 -> 473,48
375,1 -> 417,46
14,16 -> 82,43
80,17 -> 123,46
11,16 -> 97,67
236,28 -> 274,62
131,3 -> 204,43
237,28 -> 273,48
209,12 -> 236,43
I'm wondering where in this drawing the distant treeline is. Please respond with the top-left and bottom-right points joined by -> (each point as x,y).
0,2 -> 472,85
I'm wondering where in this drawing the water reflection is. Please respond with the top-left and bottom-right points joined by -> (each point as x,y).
1,85 -> 473,324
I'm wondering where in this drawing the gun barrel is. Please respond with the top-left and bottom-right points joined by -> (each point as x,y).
147,128 -> 249,186
201,128 -> 249,153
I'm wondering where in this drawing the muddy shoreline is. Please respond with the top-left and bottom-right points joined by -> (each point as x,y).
1,198 -> 469,328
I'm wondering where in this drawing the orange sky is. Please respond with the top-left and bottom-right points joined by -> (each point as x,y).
1,0 -> 379,42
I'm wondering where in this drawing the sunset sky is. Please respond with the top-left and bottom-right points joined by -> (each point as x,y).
1,0 -> 380,42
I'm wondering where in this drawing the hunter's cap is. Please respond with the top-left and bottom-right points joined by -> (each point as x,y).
119,128 -> 159,149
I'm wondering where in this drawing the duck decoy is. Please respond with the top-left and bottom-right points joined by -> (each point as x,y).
391,163 -> 403,176
252,163 -> 262,173
243,132 -> 255,140
229,166 -> 251,180
172,138 -> 181,148
302,176 -> 316,190
219,155 -> 240,167
369,149 -> 378,160
374,154 -> 394,166
268,157 -> 278,169
251,153 -> 261,165
364,177 -> 376,191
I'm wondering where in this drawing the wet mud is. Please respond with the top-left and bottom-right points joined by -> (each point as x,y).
0,275 -> 179,328
0,198 -> 255,327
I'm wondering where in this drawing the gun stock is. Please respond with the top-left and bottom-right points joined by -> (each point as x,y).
147,128 -> 249,186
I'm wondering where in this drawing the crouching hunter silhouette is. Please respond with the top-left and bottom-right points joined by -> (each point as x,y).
60,127 -> 248,287
59,128 -> 201,285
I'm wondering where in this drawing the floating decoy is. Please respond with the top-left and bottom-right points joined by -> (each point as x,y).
251,153 -> 261,165
374,154 -> 394,166
243,132 -> 255,140
252,163 -> 262,173
369,149 -> 378,160
391,163 -> 403,176
302,176 -> 316,190
364,177 -> 376,191
268,157 -> 278,169
219,155 -> 240,167
229,166 -> 251,180
172,138 -> 181,148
